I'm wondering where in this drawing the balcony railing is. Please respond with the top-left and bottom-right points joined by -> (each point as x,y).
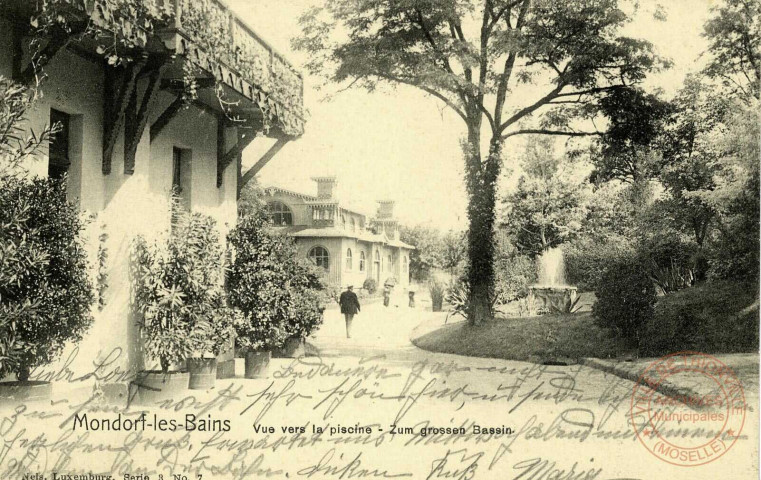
164,0 -> 304,136
21,0 -> 304,136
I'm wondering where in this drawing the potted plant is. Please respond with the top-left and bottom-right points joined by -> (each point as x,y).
131,208 -> 233,399
187,304 -> 238,389
0,79 -> 94,402
274,258 -> 326,357
228,211 -> 323,376
0,175 -> 94,401
274,286 -> 322,358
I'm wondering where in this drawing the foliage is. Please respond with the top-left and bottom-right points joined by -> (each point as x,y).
176,0 -> 303,133
429,278 -> 446,312
549,294 -> 583,315
30,0 -> 172,68
592,258 -> 656,347
702,0 -> 760,102
636,235 -> 697,294
96,223 -> 108,310
399,225 -> 442,281
445,279 -> 469,322
24,0 -> 302,135
238,179 -> 268,219
227,211 -> 325,349
579,181 -> 637,241
0,176 -> 94,380
493,231 -> 536,303
0,77 -> 93,380
131,210 -> 235,372
445,276 -> 505,322
284,283 -> 325,341
640,280 -> 759,356
502,138 -> 587,256
362,278 -> 378,295
591,87 -> 674,184
440,230 -> 467,275
0,77 -> 56,175
695,99 -> 760,280
400,225 -> 466,281
295,0 -> 662,325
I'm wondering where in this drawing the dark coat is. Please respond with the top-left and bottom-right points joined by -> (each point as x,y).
339,290 -> 361,315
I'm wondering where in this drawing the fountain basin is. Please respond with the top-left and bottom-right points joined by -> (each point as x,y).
527,285 -> 578,315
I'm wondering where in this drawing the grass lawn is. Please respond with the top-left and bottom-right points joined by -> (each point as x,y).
411,312 -> 635,363
411,281 -> 759,363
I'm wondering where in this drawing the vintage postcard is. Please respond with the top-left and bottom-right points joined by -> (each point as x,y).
0,0 -> 758,479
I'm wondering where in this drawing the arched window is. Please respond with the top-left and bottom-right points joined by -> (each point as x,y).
341,214 -> 346,230
267,201 -> 293,226
359,251 -> 366,271
345,248 -> 353,270
387,255 -> 392,270
308,246 -> 329,270
351,218 -> 356,232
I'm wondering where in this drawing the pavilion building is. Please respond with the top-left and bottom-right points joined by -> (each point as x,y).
262,177 -> 414,290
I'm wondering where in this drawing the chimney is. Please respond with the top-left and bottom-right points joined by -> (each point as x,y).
312,176 -> 337,200
376,200 -> 395,219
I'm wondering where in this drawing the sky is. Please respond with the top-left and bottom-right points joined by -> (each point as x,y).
229,0 -> 714,231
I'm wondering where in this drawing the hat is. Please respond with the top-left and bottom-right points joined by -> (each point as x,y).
347,284 -> 354,289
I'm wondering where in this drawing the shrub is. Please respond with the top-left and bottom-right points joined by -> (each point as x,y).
445,276 -> 506,322
636,235 -> 697,294
0,176 -> 94,380
593,258 -> 656,347
444,279 -> 468,320
493,236 -> 536,304
132,210 -> 235,372
429,278 -> 446,311
285,286 -> 325,340
640,280 -> 759,356
565,236 -> 635,291
227,212 -> 325,350
362,278 -> 378,295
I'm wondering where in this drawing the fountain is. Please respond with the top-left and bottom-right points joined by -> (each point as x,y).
527,247 -> 578,315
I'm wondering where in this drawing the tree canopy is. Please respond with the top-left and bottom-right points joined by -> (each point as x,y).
296,0 -> 663,324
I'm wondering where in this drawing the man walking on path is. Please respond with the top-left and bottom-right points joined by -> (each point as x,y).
339,285 -> 361,338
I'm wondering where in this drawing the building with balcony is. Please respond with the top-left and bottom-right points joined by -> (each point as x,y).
262,177 -> 415,291
0,0 -> 303,376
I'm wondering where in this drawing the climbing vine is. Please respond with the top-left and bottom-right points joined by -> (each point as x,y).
29,0 -> 172,70
96,223 -> 109,310
23,0 -> 303,136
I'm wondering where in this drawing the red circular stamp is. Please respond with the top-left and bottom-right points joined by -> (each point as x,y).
629,351 -> 746,467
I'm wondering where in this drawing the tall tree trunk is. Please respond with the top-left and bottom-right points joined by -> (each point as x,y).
464,132 -> 502,326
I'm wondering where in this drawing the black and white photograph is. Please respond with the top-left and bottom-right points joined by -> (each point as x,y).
0,0 -> 759,478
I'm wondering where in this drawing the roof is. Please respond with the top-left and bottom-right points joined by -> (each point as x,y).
263,184 -> 367,218
387,239 -> 416,249
272,226 -> 414,249
263,186 -> 316,202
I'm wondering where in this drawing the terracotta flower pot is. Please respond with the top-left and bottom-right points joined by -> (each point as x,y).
187,358 -> 217,390
0,381 -> 52,402
129,371 -> 189,405
244,350 -> 271,379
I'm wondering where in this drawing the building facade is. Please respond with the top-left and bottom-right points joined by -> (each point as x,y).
0,1 -> 303,376
262,178 -> 414,290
